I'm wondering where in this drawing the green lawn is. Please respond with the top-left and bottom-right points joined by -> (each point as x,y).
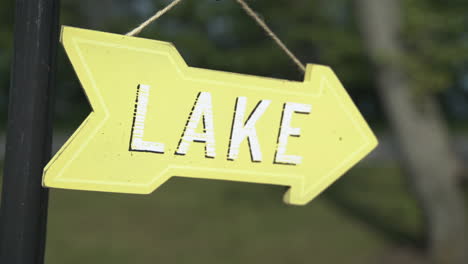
1,164 -> 425,264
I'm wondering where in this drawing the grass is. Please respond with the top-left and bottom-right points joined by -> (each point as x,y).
1,163 -> 426,264
327,166 -> 424,244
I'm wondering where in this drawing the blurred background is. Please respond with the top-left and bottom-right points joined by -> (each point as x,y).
1,0 -> 468,263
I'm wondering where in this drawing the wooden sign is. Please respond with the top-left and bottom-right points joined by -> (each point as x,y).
43,26 -> 378,205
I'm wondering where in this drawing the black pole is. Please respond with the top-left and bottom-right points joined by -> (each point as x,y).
0,0 -> 60,263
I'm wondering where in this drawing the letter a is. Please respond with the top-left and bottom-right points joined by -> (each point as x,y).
176,92 -> 216,158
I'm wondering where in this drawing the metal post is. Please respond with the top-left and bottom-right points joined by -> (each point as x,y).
0,0 -> 60,263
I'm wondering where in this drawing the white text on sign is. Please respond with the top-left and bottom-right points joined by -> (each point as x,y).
129,84 -> 312,165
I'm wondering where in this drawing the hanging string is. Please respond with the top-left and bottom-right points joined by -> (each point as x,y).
234,0 -> 306,73
126,0 -> 183,36
126,0 -> 306,73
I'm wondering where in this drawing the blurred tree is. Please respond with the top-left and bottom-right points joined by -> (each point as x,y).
355,0 -> 468,263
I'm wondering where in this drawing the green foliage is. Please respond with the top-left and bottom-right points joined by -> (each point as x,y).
0,0 -> 466,123
403,0 -> 468,95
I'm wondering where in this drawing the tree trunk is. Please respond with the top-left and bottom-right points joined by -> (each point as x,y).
355,0 -> 468,263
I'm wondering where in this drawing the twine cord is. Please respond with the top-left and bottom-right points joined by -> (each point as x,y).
234,0 -> 306,73
126,0 -> 306,73
126,0 -> 183,36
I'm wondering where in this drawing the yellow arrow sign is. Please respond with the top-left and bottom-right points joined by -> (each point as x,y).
43,26 -> 378,205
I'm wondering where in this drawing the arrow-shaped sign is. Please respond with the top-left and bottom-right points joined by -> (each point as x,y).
43,26 -> 378,205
